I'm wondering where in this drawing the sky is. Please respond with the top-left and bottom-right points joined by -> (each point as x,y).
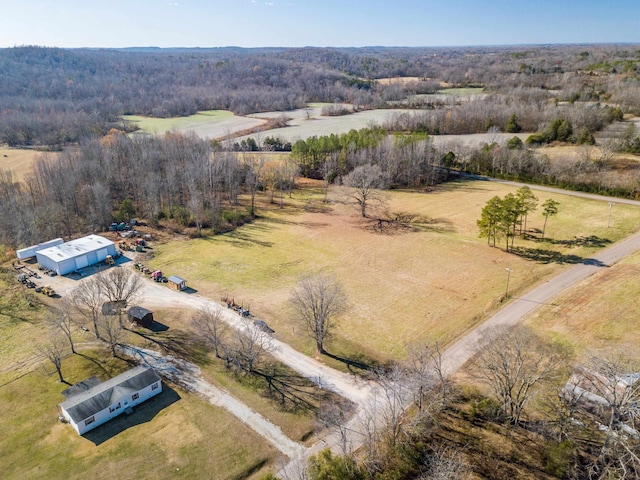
0,0 -> 638,49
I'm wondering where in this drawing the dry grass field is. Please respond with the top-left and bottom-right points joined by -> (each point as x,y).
148,179 -> 640,363
0,146 -> 58,181
526,248 -> 640,360
124,110 -> 265,139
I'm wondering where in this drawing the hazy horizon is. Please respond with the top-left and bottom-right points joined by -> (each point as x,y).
1,0 -> 638,50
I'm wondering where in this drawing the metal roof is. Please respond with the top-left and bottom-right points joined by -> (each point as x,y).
127,306 -> 153,319
59,365 -> 161,423
167,276 -> 186,284
16,238 -> 64,259
37,235 -> 114,263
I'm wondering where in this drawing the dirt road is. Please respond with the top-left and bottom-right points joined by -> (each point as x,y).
119,344 -> 305,459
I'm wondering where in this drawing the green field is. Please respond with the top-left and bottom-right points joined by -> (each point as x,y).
123,110 -> 264,139
148,180 -> 640,361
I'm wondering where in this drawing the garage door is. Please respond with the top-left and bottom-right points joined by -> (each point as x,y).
75,255 -> 89,270
97,248 -> 108,261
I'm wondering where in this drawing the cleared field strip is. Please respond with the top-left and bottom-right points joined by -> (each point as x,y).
124,110 -> 265,139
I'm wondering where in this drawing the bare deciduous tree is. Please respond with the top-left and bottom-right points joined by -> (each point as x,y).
243,153 -> 265,218
70,275 -> 105,339
50,301 -> 76,354
96,268 -> 142,307
473,325 -> 568,425
98,314 -> 124,357
418,446 -> 470,480
229,318 -> 274,373
192,306 -> 228,359
405,340 -> 450,412
38,332 -> 68,383
560,353 -> 640,479
290,274 -> 347,354
342,163 -> 388,218
317,399 -> 355,455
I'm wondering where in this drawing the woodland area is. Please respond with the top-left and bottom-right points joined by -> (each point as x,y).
2,44 -> 640,248
2,44 -> 640,147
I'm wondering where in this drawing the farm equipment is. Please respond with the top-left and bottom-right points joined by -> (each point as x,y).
221,295 -> 251,317
17,273 -> 36,288
42,285 -> 56,297
150,270 -> 167,282
118,241 -> 131,251
134,263 -> 152,274
105,255 -> 115,266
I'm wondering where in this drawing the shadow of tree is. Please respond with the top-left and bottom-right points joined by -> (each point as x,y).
322,350 -> 392,380
225,229 -> 274,248
511,246 -> 607,266
545,235 -> 612,248
252,367 -> 329,413
127,329 -> 211,366
83,384 -> 181,445
370,212 -> 456,235
74,351 -> 113,377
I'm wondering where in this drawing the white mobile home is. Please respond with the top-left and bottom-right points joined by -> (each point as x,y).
58,365 -> 162,435
36,235 -> 117,275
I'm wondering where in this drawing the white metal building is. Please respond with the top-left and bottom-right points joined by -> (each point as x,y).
16,238 -> 64,260
36,235 -> 117,276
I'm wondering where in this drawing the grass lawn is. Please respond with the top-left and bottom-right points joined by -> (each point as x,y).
0,352 -> 278,480
147,179 -> 640,363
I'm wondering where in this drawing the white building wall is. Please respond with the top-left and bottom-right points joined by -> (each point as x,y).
62,380 -> 163,435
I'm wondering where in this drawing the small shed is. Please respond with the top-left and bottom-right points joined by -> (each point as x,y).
127,306 -> 154,327
167,275 -> 187,291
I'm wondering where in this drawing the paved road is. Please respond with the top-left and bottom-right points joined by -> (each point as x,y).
463,173 -> 640,206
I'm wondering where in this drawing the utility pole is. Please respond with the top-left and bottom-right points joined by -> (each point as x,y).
607,201 -> 615,228
505,267 -> 513,299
